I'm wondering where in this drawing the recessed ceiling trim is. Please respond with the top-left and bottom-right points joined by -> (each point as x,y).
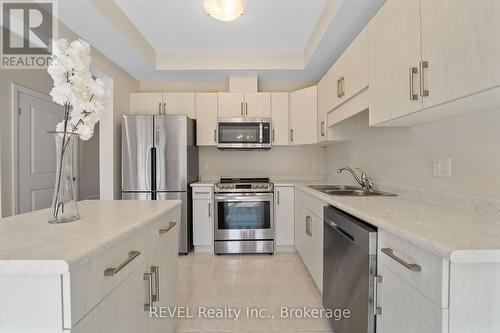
89,0 -> 156,66
155,52 -> 305,70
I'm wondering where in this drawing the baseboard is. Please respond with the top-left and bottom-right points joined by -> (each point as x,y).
275,245 -> 296,253
194,246 -> 214,253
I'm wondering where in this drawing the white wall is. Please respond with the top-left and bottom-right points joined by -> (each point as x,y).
0,22 -> 139,217
326,109 -> 500,198
199,146 -> 326,181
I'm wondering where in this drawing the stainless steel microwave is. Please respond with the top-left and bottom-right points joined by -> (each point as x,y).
217,118 -> 271,150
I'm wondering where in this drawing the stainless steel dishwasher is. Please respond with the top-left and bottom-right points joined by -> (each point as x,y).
323,205 -> 377,333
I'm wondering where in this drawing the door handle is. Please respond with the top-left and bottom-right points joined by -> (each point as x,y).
144,272 -> 153,311
104,251 -> 141,276
373,275 -> 383,316
420,61 -> 429,97
381,248 -> 422,272
409,67 -> 418,100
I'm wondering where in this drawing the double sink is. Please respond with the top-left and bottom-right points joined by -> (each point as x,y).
309,184 -> 397,197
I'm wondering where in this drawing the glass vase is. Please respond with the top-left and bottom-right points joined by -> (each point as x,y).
49,132 -> 80,224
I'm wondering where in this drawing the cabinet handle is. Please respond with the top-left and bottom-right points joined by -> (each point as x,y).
158,102 -> 162,115
381,248 -> 422,272
290,129 -> 294,143
151,266 -> 160,302
159,222 -> 177,234
163,102 -> 166,115
276,190 -> 280,205
144,272 -> 153,311
241,102 -> 244,116
272,129 -> 275,142
104,251 -> 141,276
340,77 -> 345,97
409,67 -> 418,100
420,61 -> 429,97
208,203 -> 212,217
214,129 -> 217,143
245,102 -> 248,116
336,79 -> 341,98
306,216 -> 312,236
321,121 -> 325,137
373,275 -> 383,316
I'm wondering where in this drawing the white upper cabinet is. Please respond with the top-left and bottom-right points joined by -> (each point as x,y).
270,92 -> 289,145
368,0 -> 423,126
369,0 -> 500,126
218,92 -> 245,118
420,0 -> 500,109
289,86 -> 318,145
129,93 -> 163,115
218,92 -> 270,118
317,76 -> 327,141
195,93 -> 218,146
244,92 -> 271,118
162,92 -> 195,118
325,65 -> 342,112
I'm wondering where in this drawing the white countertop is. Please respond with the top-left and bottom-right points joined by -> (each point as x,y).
0,200 -> 181,274
293,183 -> 500,264
190,178 -> 500,263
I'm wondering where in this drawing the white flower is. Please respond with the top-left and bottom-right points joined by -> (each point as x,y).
48,38 -> 107,140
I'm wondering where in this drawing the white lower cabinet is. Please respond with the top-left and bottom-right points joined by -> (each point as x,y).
72,262 -> 150,333
69,219 -> 179,333
376,263 -> 448,333
274,186 -> 294,247
192,186 -> 214,251
294,189 -> 325,292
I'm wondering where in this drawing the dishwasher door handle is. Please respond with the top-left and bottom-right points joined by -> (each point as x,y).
325,219 -> 354,242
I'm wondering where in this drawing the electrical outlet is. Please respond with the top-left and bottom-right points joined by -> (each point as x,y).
432,158 -> 452,178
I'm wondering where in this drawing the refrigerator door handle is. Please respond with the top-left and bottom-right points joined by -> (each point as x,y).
151,147 -> 157,199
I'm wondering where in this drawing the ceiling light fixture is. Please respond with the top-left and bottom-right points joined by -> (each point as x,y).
203,0 -> 246,22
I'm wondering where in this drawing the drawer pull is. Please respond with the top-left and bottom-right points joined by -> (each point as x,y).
195,191 -> 210,195
381,248 -> 421,272
159,222 -> 176,234
104,251 -> 141,276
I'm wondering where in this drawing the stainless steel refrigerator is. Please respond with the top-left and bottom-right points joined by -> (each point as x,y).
121,115 -> 199,254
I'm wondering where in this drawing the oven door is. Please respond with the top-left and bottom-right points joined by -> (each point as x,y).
214,192 -> 274,241
217,119 -> 270,149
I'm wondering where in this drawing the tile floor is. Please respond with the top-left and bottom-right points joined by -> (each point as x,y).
174,252 -> 334,333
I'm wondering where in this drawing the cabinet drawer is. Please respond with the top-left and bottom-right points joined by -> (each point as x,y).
377,262 -> 449,333
378,230 -> 449,308
66,210 -> 178,327
295,188 -> 326,220
192,186 -> 213,200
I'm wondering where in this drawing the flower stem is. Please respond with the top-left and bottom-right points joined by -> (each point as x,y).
52,102 -> 70,219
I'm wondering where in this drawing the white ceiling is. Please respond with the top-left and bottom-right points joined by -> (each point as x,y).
58,0 -> 385,83
114,0 -> 327,53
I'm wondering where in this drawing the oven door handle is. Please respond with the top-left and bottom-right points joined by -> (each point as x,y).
214,196 -> 273,202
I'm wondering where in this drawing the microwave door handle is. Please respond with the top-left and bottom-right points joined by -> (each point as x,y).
259,123 -> 263,144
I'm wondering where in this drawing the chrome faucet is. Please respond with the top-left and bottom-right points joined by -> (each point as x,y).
337,167 -> 373,190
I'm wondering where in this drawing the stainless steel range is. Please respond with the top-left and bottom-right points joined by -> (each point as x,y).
214,177 -> 274,254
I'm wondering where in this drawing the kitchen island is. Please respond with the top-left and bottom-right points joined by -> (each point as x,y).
0,200 -> 180,333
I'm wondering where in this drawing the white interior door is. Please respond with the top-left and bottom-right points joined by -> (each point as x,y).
17,88 -> 65,214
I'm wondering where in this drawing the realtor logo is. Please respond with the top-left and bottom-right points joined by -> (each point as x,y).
1,0 -> 58,68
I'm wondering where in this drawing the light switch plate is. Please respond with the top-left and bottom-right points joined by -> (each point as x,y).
433,158 -> 452,178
